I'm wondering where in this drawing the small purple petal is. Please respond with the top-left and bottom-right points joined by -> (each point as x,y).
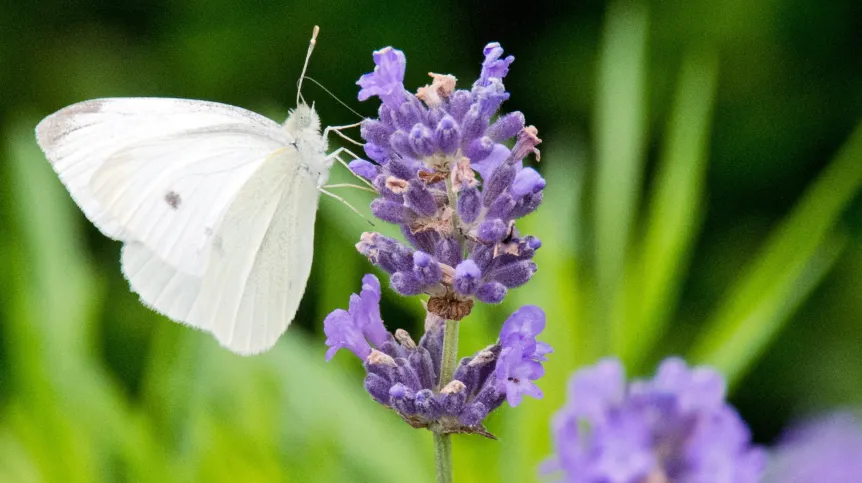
324,309 -> 372,360
499,305 -> 546,343
476,42 -> 515,87
357,47 -> 408,110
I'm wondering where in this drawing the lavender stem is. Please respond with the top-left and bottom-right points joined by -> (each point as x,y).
434,318 -> 460,482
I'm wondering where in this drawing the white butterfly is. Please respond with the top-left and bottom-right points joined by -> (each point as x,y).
35,27 -> 359,355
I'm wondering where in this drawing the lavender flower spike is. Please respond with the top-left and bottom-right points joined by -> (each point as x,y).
544,357 -> 765,482
354,42 -> 545,317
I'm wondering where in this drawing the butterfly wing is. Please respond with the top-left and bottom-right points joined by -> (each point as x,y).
37,97 -> 323,354
120,241 -> 202,322
36,97 -> 292,276
186,150 -> 321,354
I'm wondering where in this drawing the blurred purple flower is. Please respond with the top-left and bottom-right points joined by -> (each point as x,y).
766,412 -> 862,482
545,357 -> 765,482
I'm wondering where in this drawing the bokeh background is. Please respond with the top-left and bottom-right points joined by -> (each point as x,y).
1,0 -> 861,481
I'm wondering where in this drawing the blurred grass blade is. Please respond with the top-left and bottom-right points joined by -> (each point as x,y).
498,148 -> 587,483
691,123 -> 862,385
594,1 -> 649,352
620,52 -> 718,367
187,334 -> 435,483
3,119 -> 169,481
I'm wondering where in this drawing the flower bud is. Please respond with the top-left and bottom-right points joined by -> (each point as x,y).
435,115 -> 461,155
409,123 -> 436,157
454,260 -> 482,295
371,198 -> 409,223
478,218 -> 507,243
457,185 -> 482,224
486,111 -> 525,142
476,282 -> 507,303
404,179 -> 437,217
349,159 -> 380,180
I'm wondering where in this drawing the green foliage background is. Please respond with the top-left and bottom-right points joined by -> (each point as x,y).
1,1 -> 861,481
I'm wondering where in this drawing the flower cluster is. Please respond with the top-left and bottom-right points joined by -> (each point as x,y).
351,43 -> 544,321
765,412 -> 862,482
324,275 -> 550,437
545,358 -> 765,482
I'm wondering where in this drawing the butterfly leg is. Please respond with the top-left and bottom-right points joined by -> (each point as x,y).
325,147 -> 376,189
321,183 -> 377,193
318,187 -> 374,226
323,122 -> 364,147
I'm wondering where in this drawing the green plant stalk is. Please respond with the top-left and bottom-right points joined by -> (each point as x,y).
434,319 -> 460,483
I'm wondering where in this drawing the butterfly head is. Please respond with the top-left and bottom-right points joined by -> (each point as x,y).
285,103 -> 321,136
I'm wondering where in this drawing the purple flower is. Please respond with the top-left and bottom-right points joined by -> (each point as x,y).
357,47 -> 407,110
354,42 -> 544,317
545,357 -> 766,482
340,43 -> 551,443
496,338 -> 544,407
494,306 -> 551,407
766,412 -> 862,482
323,310 -> 371,361
324,274 -> 389,360
476,42 -> 515,87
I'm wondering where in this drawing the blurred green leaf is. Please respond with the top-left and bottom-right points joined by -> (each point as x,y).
619,52 -> 718,368
594,0 -> 649,353
691,123 -> 862,386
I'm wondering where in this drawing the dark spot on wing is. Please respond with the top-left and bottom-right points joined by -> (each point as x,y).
165,191 -> 181,209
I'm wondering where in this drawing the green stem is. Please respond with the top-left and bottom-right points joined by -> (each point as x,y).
433,432 -> 453,483
438,319 -> 460,386
434,319 -> 459,483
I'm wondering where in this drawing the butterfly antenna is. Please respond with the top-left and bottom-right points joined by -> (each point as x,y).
296,25 -> 320,106
302,76 -> 365,120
